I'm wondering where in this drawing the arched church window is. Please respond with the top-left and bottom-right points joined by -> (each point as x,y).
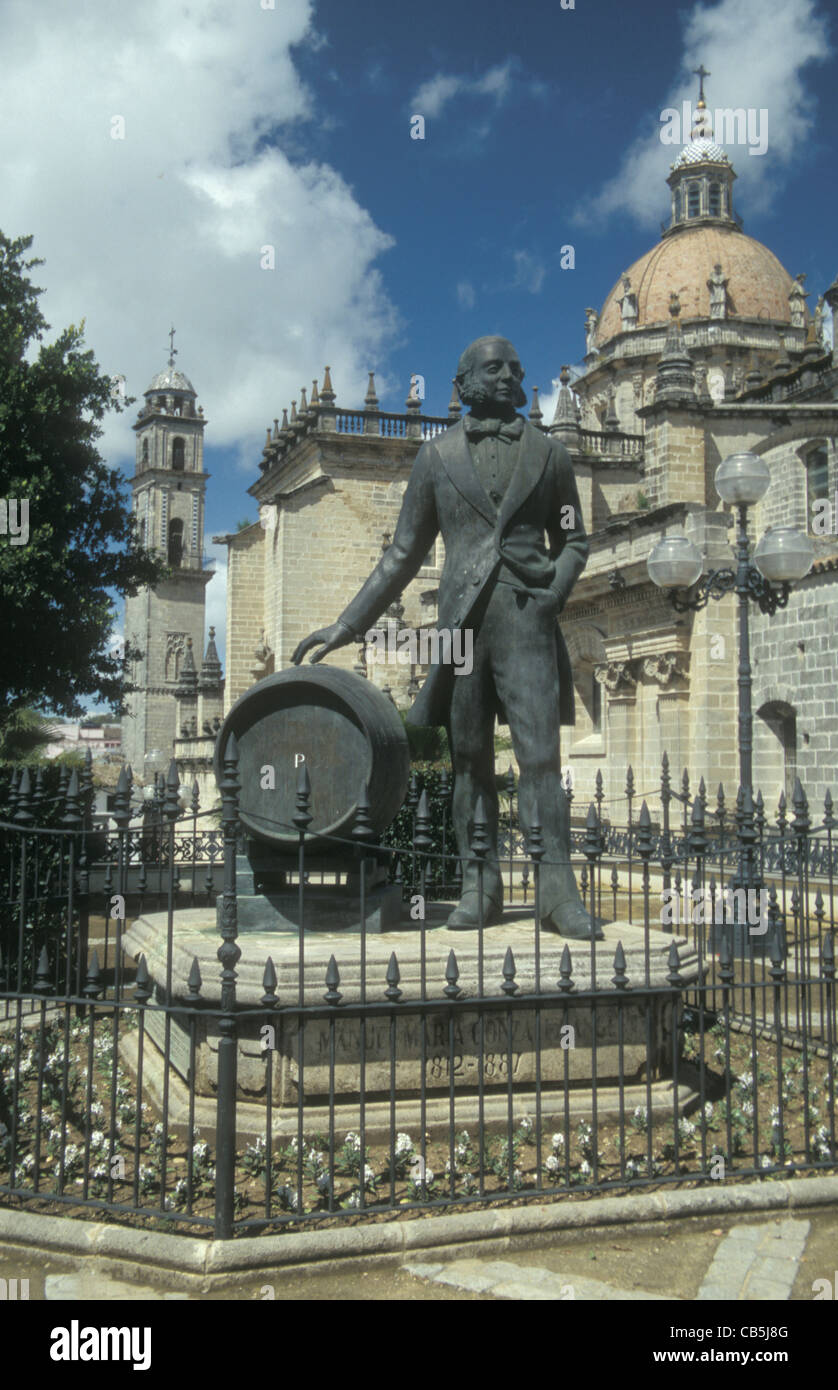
142,439 -> 149,464
687,182 -> 700,218
172,437 -> 185,471
806,443 -> 829,527
168,517 -> 184,568
708,182 -> 721,216
757,701 -> 797,801
674,188 -> 682,221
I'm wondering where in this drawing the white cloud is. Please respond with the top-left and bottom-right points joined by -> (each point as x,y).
574,0 -> 831,229
0,0 -> 400,469
410,61 -> 515,120
411,74 -> 466,119
457,280 -> 476,309
204,543 -> 228,670
512,250 -> 546,295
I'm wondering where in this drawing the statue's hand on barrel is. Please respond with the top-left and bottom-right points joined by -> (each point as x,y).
291,620 -> 355,666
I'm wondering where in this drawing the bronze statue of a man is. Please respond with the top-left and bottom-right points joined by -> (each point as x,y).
292,336 -> 597,938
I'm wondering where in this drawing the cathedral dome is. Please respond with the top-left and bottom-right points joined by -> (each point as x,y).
594,224 -> 801,348
146,364 -> 196,395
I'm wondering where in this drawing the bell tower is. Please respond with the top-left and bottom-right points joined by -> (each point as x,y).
122,330 -> 214,781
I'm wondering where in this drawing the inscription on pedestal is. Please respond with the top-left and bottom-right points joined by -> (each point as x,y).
281,1001 -> 668,1100
144,1006 -> 194,1083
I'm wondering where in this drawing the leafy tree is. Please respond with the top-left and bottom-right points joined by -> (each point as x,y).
0,707 -> 60,764
0,232 -> 166,725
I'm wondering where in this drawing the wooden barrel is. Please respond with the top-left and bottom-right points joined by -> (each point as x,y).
214,666 -> 411,851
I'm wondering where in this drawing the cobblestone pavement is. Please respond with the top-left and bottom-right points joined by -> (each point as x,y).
403,1258 -> 670,1300
403,1216 -> 816,1301
695,1219 -> 810,1301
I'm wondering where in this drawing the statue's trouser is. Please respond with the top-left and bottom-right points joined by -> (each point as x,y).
448,580 -> 584,917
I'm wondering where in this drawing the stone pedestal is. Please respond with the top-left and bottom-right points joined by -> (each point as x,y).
121,910 -> 702,1142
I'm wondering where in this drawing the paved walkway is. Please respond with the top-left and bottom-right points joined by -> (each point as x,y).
404,1217 -> 813,1301
404,1258 -> 670,1300
695,1219 -> 810,1301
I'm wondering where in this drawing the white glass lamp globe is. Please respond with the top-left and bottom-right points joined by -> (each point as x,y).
753,526 -> 814,583
647,535 -> 703,589
714,452 -> 771,505
143,748 -> 167,778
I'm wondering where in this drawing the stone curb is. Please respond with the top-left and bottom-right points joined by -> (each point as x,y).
1,1175 -> 836,1279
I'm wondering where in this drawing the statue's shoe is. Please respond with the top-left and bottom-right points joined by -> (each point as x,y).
447,892 -> 504,930
541,901 -> 604,940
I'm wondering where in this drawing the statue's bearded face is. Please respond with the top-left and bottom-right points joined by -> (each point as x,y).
456,337 -> 527,414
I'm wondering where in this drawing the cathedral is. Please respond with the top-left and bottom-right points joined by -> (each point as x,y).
132,82 -> 838,824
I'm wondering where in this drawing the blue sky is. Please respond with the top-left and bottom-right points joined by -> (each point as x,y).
1,0 -> 835,674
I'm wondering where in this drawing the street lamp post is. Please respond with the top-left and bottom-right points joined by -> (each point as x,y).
647,453 -> 814,939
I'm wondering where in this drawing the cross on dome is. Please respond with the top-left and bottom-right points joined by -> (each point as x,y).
693,64 -> 710,104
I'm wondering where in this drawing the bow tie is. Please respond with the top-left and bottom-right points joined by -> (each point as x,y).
464,415 -> 525,442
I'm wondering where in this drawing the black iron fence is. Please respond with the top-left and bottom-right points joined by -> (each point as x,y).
0,750 -> 835,1239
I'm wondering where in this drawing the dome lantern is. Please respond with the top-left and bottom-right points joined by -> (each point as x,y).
664,71 -> 737,236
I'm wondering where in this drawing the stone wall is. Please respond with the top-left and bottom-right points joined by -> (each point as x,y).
123,576 -> 209,779
224,522 -> 265,709
750,565 -> 838,808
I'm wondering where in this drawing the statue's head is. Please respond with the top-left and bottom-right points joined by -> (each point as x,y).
455,336 -> 527,415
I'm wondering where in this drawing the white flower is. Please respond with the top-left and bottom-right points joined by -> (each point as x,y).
551,1132 -> 565,1151
545,1154 -> 560,1175
579,1159 -> 592,1178
394,1132 -> 414,1157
